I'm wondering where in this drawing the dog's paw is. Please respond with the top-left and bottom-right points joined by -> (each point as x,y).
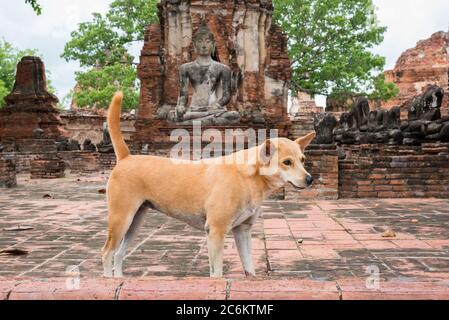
244,271 -> 256,279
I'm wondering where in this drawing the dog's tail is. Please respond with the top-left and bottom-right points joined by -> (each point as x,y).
107,91 -> 130,161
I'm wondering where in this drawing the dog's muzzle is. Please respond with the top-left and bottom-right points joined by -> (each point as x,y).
288,181 -> 305,190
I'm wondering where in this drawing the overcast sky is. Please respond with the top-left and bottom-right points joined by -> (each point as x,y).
1,0 -> 448,107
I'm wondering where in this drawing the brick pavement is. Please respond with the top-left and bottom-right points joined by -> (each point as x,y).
1,173 -> 449,299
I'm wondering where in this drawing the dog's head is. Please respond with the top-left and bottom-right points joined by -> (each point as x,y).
257,132 -> 316,189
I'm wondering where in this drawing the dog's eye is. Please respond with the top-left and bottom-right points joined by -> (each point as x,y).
301,157 -> 306,164
283,159 -> 292,166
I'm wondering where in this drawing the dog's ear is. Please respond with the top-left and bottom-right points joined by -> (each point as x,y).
259,139 -> 277,166
295,132 -> 316,151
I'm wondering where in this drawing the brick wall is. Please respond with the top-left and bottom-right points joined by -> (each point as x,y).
61,114 -> 135,145
290,117 -> 315,139
339,143 -> 449,198
0,156 -> 17,188
4,151 -> 117,175
30,154 -> 66,179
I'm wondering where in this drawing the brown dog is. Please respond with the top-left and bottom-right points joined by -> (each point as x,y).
102,92 -> 316,278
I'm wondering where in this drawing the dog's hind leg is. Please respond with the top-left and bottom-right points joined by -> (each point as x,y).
113,206 -> 146,277
102,196 -> 142,278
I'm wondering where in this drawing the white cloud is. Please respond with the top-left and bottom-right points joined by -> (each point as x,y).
372,0 -> 449,69
0,0 -> 448,105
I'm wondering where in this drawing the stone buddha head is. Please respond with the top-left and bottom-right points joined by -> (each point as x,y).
193,21 -> 216,58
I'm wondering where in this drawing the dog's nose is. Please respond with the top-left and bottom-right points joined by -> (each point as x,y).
306,175 -> 314,186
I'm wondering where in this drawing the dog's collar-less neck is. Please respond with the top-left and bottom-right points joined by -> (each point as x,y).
257,175 -> 283,199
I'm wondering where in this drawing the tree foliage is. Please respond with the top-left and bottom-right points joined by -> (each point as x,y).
62,13 -> 130,68
73,64 -> 139,111
25,0 -> 42,15
62,0 -> 158,67
62,0 -> 158,110
273,0 -> 398,102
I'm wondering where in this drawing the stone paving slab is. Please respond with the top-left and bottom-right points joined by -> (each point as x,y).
1,173 -> 449,299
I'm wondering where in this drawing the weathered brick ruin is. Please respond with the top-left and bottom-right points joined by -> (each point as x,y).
310,85 -> 449,199
0,57 -> 119,179
383,31 -> 449,118
0,56 -> 66,146
61,111 -> 135,146
0,156 -> 16,188
290,92 -> 323,116
290,92 -> 324,138
133,0 -> 292,148
30,154 -> 66,179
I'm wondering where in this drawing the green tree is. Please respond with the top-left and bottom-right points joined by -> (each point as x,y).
0,81 -> 8,105
0,39 -> 54,107
73,64 -> 139,111
62,0 -> 158,67
25,0 -> 42,15
62,13 -> 130,68
273,0 -> 397,102
61,0 -> 158,110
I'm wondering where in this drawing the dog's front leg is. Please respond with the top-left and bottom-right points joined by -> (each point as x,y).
206,225 -> 227,278
233,223 -> 255,277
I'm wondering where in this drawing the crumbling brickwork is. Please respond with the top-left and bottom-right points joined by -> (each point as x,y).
383,31 -> 449,118
0,156 -> 17,188
61,112 -> 135,146
64,151 -> 116,173
31,154 -> 66,179
0,57 -> 66,144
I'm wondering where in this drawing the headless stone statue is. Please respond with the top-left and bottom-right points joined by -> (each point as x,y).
172,21 -> 240,125
313,113 -> 337,144
404,85 -> 445,145
97,122 -> 114,153
83,139 -> 97,152
352,97 -> 370,132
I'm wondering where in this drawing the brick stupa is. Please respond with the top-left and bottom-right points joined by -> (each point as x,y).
0,56 -> 66,144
